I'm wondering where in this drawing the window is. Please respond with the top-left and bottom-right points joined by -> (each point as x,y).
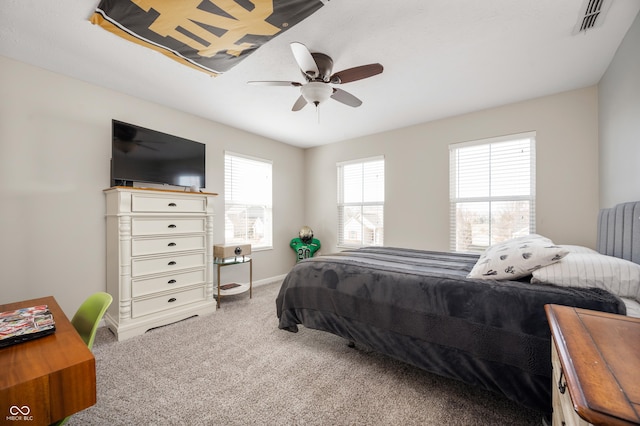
449,132 -> 536,253
337,156 -> 385,247
224,152 -> 272,249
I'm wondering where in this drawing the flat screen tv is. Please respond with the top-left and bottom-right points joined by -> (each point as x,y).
111,120 -> 205,189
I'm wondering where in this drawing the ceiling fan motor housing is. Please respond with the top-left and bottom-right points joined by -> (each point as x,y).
308,52 -> 333,82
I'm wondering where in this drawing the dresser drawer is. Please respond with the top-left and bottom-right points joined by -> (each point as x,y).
132,269 -> 206,298
132,218 -> 205,236
552,339 -> 592,426
132,235 -> 205,257
131,194 -> 206,213
131,286 -> 207,318
131,252 -> 206,277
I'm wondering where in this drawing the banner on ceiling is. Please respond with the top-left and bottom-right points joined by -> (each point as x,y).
90,0 -> 325,76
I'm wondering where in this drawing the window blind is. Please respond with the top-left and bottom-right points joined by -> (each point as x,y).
224,152 -> 273,249
337,156 -> 385,247
449,132 -> 536,252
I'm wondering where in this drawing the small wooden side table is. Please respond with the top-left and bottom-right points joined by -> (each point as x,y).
214,256 -> 252,308
545,304 -> 640,426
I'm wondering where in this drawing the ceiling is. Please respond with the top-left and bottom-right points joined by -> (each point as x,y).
1,0 -> 638,148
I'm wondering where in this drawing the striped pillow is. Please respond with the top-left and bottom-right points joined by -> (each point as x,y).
531,253 -> 640,301
558,245 -> 598,254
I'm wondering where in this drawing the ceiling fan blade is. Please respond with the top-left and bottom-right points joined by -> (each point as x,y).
331,88 -> 362,108
330,63 -> 383,84
292,95 -> 308,111
248,81 -> 302,87
290,42 -> 319,79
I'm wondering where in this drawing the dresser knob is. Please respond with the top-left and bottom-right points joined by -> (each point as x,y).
168,298 -> 177,303
168,261 -> 177,266
168,242 -> 176,246
168,203 -> 177,207
168,279 -> 176,284
168,224 -> 177,228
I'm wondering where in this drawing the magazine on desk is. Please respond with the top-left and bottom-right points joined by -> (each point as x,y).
0,305 -> 56,348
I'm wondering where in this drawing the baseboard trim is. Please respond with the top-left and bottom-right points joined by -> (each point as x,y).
253,274 -> 287,288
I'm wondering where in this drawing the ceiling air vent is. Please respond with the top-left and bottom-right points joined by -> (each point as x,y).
573,0 -> 612,34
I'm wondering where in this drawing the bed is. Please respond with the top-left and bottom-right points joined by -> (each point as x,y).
276,201 -> 640,414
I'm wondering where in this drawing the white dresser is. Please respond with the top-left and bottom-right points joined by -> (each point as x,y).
104,187 -> 217,341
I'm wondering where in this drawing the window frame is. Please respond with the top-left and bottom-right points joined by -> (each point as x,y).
337,156 -> 385,248
449,132 -> 536,253
224,151 -> 273,251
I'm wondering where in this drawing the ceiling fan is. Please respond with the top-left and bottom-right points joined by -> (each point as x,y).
248,42 -> 383,111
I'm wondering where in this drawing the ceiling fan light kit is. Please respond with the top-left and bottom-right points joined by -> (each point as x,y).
301,82 -> 333,106
248,42 -> 383,112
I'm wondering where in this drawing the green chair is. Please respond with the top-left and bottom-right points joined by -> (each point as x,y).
70,291 -> 113,350
52,292 -> 113,426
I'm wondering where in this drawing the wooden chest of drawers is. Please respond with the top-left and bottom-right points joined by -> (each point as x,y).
105,187 -> 217,340
546,304 -> 640,426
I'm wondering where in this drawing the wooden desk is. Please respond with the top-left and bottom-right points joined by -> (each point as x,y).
546,304 -> 640,426
0,296 -> 96,425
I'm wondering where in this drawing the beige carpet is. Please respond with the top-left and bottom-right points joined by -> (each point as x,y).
69,281 -> 542,425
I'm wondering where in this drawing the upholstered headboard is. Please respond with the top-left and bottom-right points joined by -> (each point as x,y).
597,201 -> 640,265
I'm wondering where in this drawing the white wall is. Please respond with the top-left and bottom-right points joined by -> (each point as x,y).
3,28 -> 634,318
304,87 -> 600,254
599,11 -> 640,208
0,56 -> 305,317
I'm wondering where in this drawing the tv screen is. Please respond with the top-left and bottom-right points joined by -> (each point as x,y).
111,120 -> 205,188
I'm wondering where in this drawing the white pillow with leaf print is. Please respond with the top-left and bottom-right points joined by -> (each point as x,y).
467,234 -> 569,280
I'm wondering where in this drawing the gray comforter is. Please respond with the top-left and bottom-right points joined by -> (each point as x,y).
276,247 -> 626,413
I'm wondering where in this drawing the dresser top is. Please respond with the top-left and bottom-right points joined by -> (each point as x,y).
546,304 -> 640,425
104,186 -> 218,196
